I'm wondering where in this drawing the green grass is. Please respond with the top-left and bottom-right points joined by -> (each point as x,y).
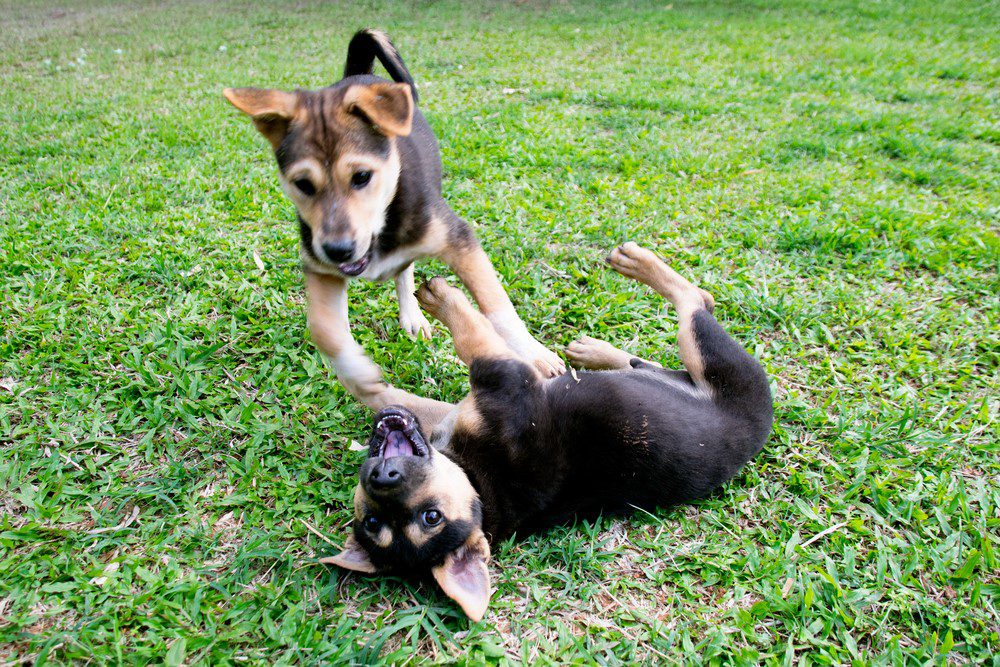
1,0 -> 998,663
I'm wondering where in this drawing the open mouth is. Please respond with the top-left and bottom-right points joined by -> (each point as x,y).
337,246 -> 373,277
369,408 -> 428,459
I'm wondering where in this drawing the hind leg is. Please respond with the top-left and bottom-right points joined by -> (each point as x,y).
606,243 -> 715,394
566,336 -> 662,371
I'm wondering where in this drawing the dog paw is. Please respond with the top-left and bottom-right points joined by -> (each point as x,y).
416,276 -> 462,320
484,310 -> 565,377
334,349 -> 390,402
698,288 -> 715,313
519,339 -> 566,378
399,307 -> 434,339
606,242 -> 661,280
566,335 -> 631,370
535,352 -> 565,378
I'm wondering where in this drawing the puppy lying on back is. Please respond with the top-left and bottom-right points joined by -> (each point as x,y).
224,30 -> 563,427
322,243 -> 773,621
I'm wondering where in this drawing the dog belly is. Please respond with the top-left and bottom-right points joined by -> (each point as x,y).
544,371 -> 761,507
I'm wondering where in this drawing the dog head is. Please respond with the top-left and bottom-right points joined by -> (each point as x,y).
320,406 -> 492,621
223,79 -> 414,277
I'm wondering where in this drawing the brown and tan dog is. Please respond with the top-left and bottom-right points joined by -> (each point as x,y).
223,30 -> 564,422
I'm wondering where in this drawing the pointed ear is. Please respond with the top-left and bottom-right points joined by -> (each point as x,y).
223,87 -> 297,149
431,532 -> 491,622
318,535 -> 378,574
344,82 -> 414,137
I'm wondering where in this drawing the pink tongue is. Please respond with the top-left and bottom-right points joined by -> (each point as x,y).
383,431 -> 412,458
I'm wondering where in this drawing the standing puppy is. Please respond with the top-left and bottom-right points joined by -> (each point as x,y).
224,30 -> 564,423
323,243 -> 773,621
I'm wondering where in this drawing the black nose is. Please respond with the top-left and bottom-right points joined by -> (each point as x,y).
321,240 -> 356,262
369,459 -> 404,490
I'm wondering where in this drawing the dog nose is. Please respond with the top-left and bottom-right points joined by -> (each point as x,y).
321,240 -> 356,262
369,460 -> 404,490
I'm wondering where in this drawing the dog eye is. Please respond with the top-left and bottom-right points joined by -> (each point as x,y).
363,515 -> 381,532
293,178 -> 316,196
422,509 -> 443,527
351,170 -> 373,189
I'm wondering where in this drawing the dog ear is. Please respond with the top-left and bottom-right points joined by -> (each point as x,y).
223,87 -> 297,149
431,532 -> 491,622
343,82 -> 414,137
318,535 -> 378,574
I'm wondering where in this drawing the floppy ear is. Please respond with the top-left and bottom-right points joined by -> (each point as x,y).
343,82 -> 414,137
318,535 -> 378,574
223,87 -> 297,149
431,532 -> 491,622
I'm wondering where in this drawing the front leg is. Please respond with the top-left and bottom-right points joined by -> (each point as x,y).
394,264 -> 433,339
416,277 -> 522,369
440,239 -> 565,378
305,271 -> 454,431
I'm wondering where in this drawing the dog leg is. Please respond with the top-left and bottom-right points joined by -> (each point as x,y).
306,272 -> 453,430
442,243 -> 565,377
606,243 -> 715,394
306,272 -> 384,399
416,277 -> 520,368
566,336 -> 632,370
566,335 -> 663,371
395,264 -> 433,339
372,386 -> 455,432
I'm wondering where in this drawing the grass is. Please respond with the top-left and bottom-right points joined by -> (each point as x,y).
1,0 -> 997,663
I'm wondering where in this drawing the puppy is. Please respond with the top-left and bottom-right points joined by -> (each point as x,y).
224,30 -> 564,424
322,243 -> 774,621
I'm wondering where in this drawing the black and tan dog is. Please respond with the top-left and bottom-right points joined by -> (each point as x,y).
321,243 -> 773,621
224,30 -> 564,421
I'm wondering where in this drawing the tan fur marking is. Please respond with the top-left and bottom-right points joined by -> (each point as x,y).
352,487 -> 391,548
353,484 -> 367,520
441,245 -> 566,377
454,396 -> 484,436
404,522 -> 442,548
223,87 -> 297,149
343,82 -> 414,137
414,216 -> 450,256
336,153 -> 386,175
373,526 -> 393,548
283,159 -> 327,190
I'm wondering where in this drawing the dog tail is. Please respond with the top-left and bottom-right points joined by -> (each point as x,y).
344,29 -> 419,104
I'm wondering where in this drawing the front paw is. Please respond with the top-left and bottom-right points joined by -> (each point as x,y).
529,343 -> 567,378
399,308 -> 434,339
416,276 -> 463,321
333,349 -> 390,403
507,336 -> 565,378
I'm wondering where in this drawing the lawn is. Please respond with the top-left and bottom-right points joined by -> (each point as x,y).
1,0 -> 997,663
